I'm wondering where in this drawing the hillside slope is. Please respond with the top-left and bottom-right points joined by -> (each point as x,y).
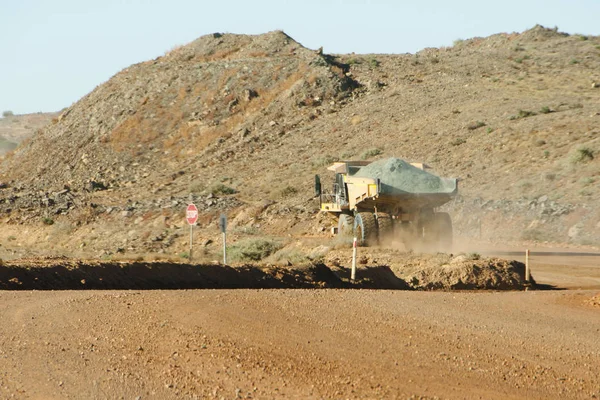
0,26 -> 598,258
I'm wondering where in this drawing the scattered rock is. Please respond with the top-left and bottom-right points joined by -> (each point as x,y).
568,223 -> 582,239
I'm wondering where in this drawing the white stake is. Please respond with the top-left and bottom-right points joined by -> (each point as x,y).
351,237 -> 357,281
223,232 -> 227,265
525,249 -> 530,282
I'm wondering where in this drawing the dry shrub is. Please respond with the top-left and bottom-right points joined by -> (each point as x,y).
268,248 -> 311,266
228,238 -> 282,262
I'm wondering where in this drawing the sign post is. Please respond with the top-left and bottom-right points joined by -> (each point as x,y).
351,237 -> 357,281
219,214 -> 227,265
186,204 -> 199,262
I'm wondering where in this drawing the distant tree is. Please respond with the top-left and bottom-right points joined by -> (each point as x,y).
2,110 -> 14,118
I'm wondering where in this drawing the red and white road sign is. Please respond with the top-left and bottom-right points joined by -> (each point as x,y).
186,204 -> 199,225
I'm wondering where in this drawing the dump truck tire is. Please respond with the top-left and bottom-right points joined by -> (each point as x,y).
338,213 -> 355,236
422,212 -> 453,251
354,212 -> 377,246
376,213 -> 393,246
434,212 -> 453,251
395,221 -> 417,251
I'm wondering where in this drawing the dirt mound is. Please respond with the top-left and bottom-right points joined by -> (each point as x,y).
0,257 -> 348,290
0,253 -> 532,291
322,248 -> 532,290
396,254 -> 531,290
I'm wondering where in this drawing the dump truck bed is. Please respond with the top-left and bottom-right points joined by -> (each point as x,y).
346,158 -> 457,210
319,158 -> 458,213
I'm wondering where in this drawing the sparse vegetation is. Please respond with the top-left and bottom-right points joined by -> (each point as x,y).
360,148 -> 383,160
369,58 -> 380,68
453,39 -> 464,46
228,238 -> 282,262
486,127 -> 494,134
189,181 -> 206,193
2,110 -> 14,118
42,217 -> 54,226
210,183 -> 237,195
450,138 -> 466,146
509,109 -> 537,120
339,151 -> 355,160
279,185 -> 298,198
269,248 -> 311,266
231,226 -> 259,235
467,121 -> 486,130
544,172 -> 556,180
539,106 -> 552,114
312,155 -> 336,168
580,177 -> 595,186
179,252 -> 190,259
570,59 -> 580,64
570,147 -> 594,164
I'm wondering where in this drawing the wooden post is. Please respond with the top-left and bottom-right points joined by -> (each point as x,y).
351,237 -> 357,281
525,249 -> 530,282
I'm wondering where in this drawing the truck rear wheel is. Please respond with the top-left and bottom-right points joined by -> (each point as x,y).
354,212 -> 377,246
376,213 -> 393,246
422,212 -> 453,252
434,212 -> 453,251
338,213 -> 355,236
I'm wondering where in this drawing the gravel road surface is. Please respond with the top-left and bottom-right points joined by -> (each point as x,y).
0,284 -> 598,399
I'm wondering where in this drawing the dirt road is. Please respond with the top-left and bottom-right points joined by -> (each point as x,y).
481,248 -> 600,290
0,245 -> 598,399
0,283 -> 599,399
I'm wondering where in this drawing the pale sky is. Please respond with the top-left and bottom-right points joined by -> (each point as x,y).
1,0 -> 599,115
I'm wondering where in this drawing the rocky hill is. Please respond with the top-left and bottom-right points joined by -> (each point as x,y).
0,26 -> 599,259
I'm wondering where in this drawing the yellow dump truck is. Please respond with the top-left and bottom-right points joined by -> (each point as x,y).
316,158 -> 458,250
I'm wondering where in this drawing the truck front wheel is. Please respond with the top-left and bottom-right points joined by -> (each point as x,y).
354,212 -> 378,246
338,213 -> 355,236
